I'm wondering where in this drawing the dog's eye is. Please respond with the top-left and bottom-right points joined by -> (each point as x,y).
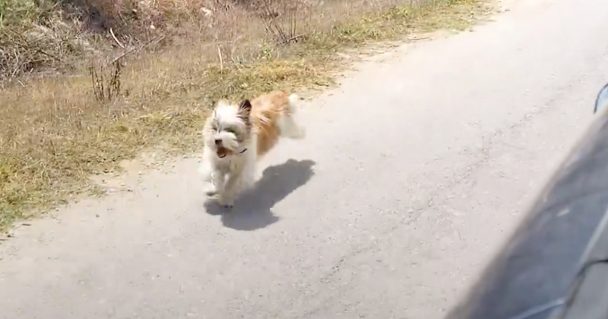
225,128 -> 237,134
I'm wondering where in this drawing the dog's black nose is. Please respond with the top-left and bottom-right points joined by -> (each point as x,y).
214,139 -> 222,146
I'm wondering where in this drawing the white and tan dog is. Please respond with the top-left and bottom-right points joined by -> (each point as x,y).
200,90 -> 305,207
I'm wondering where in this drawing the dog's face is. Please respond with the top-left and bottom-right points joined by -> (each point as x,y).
204,99 -> 252,158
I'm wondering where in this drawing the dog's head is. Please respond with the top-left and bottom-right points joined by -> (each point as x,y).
204,99 -> 253,158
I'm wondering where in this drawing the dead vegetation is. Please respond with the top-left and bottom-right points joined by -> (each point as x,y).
89,61 -> 122,101
0,0 -> 490,230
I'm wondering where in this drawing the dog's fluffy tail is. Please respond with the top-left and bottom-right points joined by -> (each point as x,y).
288,93 -> 302,112
278,93 -> 306,139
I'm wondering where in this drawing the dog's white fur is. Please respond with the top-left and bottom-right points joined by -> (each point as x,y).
200,91 -> 305,207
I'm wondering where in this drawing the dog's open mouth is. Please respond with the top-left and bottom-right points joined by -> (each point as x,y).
216,147 -> 229,158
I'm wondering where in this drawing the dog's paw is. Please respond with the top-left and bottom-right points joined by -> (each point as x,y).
219,199 -> 234,208
218,196 -> 234,209
203,183 -> 218,197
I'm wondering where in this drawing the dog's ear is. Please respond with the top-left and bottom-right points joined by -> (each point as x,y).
238,99 -> 252,123
239,99 -> 252,113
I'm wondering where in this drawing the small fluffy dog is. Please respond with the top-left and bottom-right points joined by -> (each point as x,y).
200,90 -> 305,207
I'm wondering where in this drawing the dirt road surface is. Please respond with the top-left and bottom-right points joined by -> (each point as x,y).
2,0 -> 608,318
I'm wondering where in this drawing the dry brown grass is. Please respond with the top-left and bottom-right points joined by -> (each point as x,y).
0,1 -> 86,79
0,0 -> 490,231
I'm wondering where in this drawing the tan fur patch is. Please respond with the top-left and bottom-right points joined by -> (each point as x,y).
250,90 -> 293,157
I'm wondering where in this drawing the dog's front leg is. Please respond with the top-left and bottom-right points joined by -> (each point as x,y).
218,162 -> 255,208
208,169 -> 226,196
201,161 -> 225,196
218,171 -> 240,208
